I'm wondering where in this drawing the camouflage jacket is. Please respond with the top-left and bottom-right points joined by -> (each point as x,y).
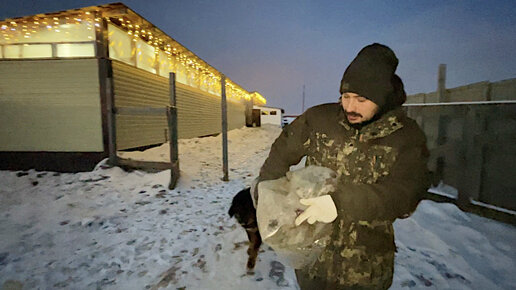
258,103 -> 430,289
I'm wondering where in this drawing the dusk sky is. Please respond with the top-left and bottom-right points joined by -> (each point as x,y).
1,0 -> 515,114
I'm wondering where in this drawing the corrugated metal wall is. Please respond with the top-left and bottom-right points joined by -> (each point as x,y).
175,83 -> 246,139
227,100 -> 246,133
406,104 -> 516,211
112,61 -> 169,150
111,61 -> 245,149
0,59 -> 103,152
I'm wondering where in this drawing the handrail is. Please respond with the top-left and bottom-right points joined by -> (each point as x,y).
403,100 -> 516,106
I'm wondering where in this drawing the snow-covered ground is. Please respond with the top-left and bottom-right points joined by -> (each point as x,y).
1,125 -> 515,289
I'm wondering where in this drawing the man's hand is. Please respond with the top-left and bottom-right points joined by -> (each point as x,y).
294,195 -> 338,226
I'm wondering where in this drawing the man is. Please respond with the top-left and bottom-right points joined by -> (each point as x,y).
256,43 -> 430,289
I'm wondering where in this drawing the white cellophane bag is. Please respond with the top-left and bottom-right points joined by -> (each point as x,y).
256,166 -> 337,269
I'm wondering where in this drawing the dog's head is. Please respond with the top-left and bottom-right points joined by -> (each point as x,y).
228,187 -> 256,227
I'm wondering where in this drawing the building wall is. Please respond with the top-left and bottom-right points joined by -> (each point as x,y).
176,83 -> 245,138
227,101 -> 246,131
112,61 -> 169,150
0,59 -> 103,152
112,61 -> 245,148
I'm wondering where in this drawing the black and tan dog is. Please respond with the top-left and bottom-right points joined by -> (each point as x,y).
228,187 -> 262,271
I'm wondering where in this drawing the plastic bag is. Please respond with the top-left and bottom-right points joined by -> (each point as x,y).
256,165 -> 337,269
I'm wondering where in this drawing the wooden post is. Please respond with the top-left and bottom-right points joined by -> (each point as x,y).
433,64 -> 447,189
168,72 -> 180,189
95,15 -> 115,167
484,82 -> 492,102
437,64 -> 447,102
94,13 -> 109,59
457,105 -> 489,207
221,75 -> 229,181
106,77 -> 118,166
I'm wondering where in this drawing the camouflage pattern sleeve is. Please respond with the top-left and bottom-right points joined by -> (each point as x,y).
334,129 -> 430,222
258,110 -> 311,182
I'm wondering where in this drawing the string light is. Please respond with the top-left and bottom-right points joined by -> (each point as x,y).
0,6 -> 266,104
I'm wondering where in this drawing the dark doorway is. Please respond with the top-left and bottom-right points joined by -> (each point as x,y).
251,109 -> 261,127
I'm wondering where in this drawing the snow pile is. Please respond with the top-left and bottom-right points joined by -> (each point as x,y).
394,201 -> 515,289
1,124 -> 515,289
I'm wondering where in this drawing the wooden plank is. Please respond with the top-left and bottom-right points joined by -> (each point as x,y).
457,106 -> 483,204
437,64 -> 446,102
117,157 -> 173,172
106,77 -> 118,166
94,14 -> 108,59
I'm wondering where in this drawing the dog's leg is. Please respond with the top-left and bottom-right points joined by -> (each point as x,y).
245,227 -> 262,270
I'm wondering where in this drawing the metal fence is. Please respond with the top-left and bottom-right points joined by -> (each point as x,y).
405,101 -> 516,214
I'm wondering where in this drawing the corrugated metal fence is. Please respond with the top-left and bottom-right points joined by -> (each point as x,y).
111,61 -> 245,150
405,102 -> 516,212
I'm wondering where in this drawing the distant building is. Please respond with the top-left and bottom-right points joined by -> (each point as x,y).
253,106 -> 284,127
0,3 -> 267,171
282,115 -> 298,127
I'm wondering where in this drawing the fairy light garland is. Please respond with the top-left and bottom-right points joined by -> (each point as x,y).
0,11 -> 99,43
0,6 -> 265,104
105,15 -> 256,102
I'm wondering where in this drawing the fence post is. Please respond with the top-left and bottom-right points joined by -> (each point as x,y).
459,106 -> 487,207
437,64 -> 447,102
168,72 -> 180,189
221,75 -> 229,181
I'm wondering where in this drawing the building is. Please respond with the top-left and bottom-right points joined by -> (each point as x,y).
0,2 -> 267,171
282,115 -> 298,127
253,105 -> 284,126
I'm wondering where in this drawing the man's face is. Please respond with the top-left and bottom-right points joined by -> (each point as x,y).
340,92 -> 379,124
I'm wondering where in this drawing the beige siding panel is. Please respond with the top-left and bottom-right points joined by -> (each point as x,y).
176,83 -> 245,138
111,61 -> 246,147
227,101 -> 245,130
112,61 -> 170,150
176,83 -> 221,138
0,59 -> 103,152
116,114 -> 168,149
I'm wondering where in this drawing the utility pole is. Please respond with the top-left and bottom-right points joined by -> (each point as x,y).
221,75 -> 229,181
302,85 -> 305,114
